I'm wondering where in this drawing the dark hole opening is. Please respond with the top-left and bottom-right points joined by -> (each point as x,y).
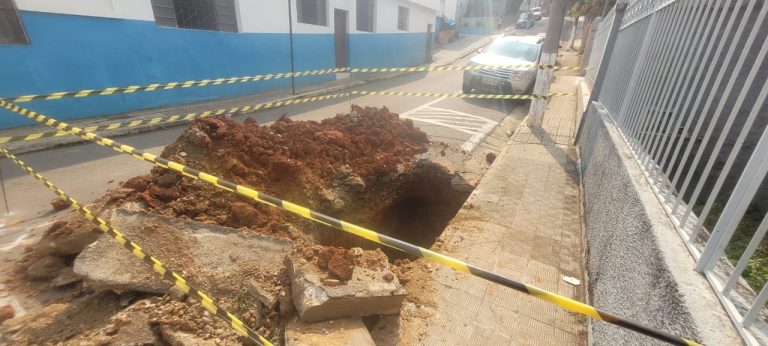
371,171 -> 471,260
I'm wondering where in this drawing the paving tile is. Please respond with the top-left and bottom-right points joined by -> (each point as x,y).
417,74 -> 586,344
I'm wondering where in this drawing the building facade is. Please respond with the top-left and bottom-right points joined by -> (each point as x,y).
0,0 -> 437,128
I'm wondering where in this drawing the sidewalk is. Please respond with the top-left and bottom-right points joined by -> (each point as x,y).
0,35 -> 493,154
411,72 -> 586,344
431,35 -> 493,66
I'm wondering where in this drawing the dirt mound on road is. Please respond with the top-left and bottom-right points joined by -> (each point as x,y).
126,105 -> 431,239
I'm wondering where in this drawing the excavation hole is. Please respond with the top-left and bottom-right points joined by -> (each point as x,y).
321,164 -> 474,260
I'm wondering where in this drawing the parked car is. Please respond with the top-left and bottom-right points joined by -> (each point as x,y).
531,7 -> 542,21
462,35 -> 543,95
516,12 -> 535,29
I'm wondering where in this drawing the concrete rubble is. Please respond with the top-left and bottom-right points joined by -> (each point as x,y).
285,317 -> 376,346
74,209 -> 291,294
159,326 -> 217,346
2,108 -> 472,345
287,247 -> 406,322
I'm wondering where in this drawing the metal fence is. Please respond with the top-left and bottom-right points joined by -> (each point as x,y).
585,0 -> 768,344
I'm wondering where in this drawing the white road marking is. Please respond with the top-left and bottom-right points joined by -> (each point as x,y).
400,97 -> 499,153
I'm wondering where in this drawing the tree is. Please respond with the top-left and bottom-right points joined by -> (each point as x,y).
569,0 -> 615,53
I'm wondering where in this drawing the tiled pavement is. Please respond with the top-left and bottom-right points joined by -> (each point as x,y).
417,74 -> 586,345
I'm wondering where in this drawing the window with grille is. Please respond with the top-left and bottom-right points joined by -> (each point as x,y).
297,0 -> 327,26
150,0 -> 238,32
356,0 -> 375,32
0,0 -> 28,45
397,6 -> 409,31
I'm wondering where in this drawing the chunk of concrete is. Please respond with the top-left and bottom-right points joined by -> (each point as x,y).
287,249 -> 406,322
51,266 -> 80,287
285,317 -> 375,346
368,315 -> 401,346
74,209 -> 291,294
108,311 -> 160,345
247,279 -> 279,309
27,255 -> 66,280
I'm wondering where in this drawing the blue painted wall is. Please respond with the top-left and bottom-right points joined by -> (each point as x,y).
350,33 -> 427,68
0,11 -> 428,129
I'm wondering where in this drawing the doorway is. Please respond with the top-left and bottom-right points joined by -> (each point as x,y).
334,9 -> 349,68
424,24 -> 433,63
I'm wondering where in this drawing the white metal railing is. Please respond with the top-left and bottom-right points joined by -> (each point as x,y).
589,0 -> 768,344
584,8 -> 615,89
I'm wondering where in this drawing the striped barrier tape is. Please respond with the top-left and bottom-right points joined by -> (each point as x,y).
0,93 -> 351,145
2,68 -> 349,103
351,90 -> 580,100
0,91 -> 576,145
1,64 -> 582,103
0,148 -> 272,346
351,64 -> 584,73
0,99 -> 702,346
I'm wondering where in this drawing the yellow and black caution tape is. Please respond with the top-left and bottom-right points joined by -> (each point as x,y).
0,99 -> 701,346
0,148 -> 272,346
0,91 -> 580,145
351,90 -> 580,100
2,68 -> 349,103
351,63 -> 584,73
0,92 -> 350,145
1,64 -> 582,103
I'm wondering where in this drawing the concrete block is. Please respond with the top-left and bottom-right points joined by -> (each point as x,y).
285,317 -> 375,346
74,209 -> 291,294
287,247 -> 406,322
247,279 -> 279,309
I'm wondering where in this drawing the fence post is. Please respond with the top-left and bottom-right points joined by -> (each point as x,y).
580,17 -> 602,75
586,2 -> 627,107
615,6 -> 659,126
573,2 -> 627,143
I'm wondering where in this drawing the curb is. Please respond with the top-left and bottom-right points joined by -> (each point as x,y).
3,36 -> 493,155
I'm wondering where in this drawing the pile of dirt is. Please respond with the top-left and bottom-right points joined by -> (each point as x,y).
5,106 -> 473,345
126,105 -> 429,236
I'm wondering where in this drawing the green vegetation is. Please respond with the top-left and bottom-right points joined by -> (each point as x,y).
695,200 -> 768,290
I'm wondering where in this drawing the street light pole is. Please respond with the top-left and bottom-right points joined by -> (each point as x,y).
287,0 -> 297,95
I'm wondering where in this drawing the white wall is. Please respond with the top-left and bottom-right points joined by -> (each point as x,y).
286,0 -> 435,34
237,0 -> 290,33
377,0 -> 435,33
442,0 -> 459,18
16,0 -> 155,21
16,0 -> 437,35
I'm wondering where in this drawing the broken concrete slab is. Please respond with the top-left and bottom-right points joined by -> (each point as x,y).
108,311 -> 160,345
285,317 -> 375,346
74,209 -> 291,294
34,219 -> 101,256
26,255 -> 66,280
368,315 -> 401,346
51,266 -> 80,287
287,248 -> 406,322
247,278 -> 279,309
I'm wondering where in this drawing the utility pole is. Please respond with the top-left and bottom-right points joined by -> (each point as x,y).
528,0 -> 568,126
287,0 -> 296,95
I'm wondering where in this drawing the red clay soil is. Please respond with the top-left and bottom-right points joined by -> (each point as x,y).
114,105 -> 429,239
295,244 -> 391,282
